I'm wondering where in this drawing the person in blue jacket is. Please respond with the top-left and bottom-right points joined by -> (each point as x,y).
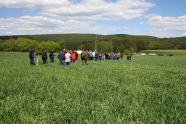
58,50 -> 66,65
29,46 -> 35,66
49,49 -> 55,63
42,49 -> 47,64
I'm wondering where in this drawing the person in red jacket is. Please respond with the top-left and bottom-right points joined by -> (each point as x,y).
71,50 -> 77,63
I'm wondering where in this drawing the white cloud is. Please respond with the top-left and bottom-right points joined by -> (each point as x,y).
0,16 -> 124,35
147,15 -> 186,31
1,0 -> 186,38
0,0 -> 71,9
41,0 -> 155,20
144,14 -> 159,18
146,15 -> 186,37
0,0 -> 155,20
182,33 -> 186,36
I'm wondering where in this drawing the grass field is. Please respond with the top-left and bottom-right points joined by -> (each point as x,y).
0,51 -> 186,123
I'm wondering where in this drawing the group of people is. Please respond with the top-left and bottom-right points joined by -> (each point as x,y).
87,50 -> 123,61
57,49 -> 78,65
29,47 -> 79,66
38,49 -> 55,64
29,47 -> 128,66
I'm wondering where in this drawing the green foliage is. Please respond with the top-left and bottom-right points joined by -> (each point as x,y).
56,39 -> 66,49
0,52 -> 186,123
123,49 -> 130,55
97,41 -> 113,52
0,38 -> 60,52
0,34 -> 186,52
149,41 -> 160,50
125,40 -> 137,52
15,37 -> 41,52
129,47 -> 134,55
135,40 -> 149,51
0,39 -> 3,51
40,41 -> 61,52
1,39 -> 17,51
123,47 -> 134,55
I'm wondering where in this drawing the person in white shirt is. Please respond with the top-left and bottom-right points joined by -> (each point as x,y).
65,50 -> 71,65
92,51 -> 95,60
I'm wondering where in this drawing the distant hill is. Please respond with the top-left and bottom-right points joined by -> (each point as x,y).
0,33 -> 158,42
0,33 -> 186,52
1,33 -> 185,42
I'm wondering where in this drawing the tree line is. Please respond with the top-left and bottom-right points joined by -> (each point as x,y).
0,34 -> 186,54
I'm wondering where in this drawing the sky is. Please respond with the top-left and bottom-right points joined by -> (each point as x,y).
0,0 -> 186,38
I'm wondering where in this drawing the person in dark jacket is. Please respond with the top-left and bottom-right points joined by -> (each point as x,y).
127,54 -> 132,60
81,50 -> 89,65
42,49 -> 47,64
58,50 -> 66,65
49,49 -> 55,63
29,46 -> 35,66
75,51 -> 78,60
95,50 -> 99,61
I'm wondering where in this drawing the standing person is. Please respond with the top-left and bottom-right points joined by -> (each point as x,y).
29,46 -> 35,66
121,53 -> 123,59
127,54 -> 132,60
42,49 -> 47,64
110,52 -> 114,60
58,50 -> 65,65
88,50 -> 93,60
116,52 -> 121,60
99,51 -> 102,61
92,50 -> 95,60
75,51 -> 78,60
105,52 -> 109,60
95,50 -> 99,61
81,50 -> 89,65
71,51 -> 77,63
49,49 -> 55,63
65,50 -> 71,65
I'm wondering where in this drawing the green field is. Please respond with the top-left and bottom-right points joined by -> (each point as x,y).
0,51 -> 186,123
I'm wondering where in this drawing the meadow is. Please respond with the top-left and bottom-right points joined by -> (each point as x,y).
0,51 -> 186,123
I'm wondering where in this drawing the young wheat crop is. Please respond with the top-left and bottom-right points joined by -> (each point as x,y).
0,52 -> 186,123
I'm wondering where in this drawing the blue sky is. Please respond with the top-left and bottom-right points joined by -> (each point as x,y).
0,0 -> 186,38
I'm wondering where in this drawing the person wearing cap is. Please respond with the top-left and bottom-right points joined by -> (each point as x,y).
29,46 -> 35,66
